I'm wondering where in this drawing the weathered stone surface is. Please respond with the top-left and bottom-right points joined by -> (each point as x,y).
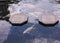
9,14 -> 28,25
38,13 -> 59,25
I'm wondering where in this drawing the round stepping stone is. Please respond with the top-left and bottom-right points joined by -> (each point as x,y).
9,14 -> 28,26
38,13 -> 59,26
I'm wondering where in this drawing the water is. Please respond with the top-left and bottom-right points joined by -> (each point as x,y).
0,20 -> 60,43
0,0 -> 60,43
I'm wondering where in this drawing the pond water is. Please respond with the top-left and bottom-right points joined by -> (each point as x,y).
0,20 -> 60,43
0,0 -> 60,43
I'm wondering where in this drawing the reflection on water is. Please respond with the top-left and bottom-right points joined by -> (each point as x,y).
0,0 -> 60,43
2,22 -> 60,43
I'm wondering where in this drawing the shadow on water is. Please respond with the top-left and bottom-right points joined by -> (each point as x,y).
3,22 -> 60,43
39,21 -> 59,27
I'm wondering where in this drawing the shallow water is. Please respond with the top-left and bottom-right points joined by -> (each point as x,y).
0,0 -> 60,43
0,20 -> 60,43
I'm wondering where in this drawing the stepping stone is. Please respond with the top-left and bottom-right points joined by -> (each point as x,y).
9,14 -> 28,26
38,13 -> 59,26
